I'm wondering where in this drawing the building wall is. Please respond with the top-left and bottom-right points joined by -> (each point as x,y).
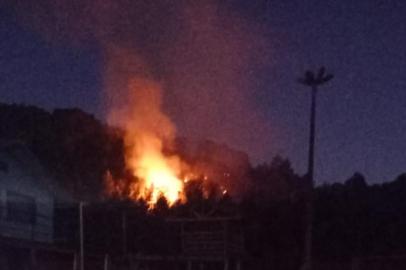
0,144 -> 54,243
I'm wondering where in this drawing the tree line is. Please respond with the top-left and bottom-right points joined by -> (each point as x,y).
1,103 -> 406,269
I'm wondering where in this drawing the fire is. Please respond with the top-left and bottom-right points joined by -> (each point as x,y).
103,53 -> 232,207
129,136 -> 184,205
108,77 -> 186,207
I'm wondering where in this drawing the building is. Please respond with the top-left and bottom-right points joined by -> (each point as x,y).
0,141 -> 54,242
0,141 -> 74,269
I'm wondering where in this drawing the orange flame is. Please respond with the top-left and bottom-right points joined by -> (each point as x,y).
126,132 -> 185,206
109,77 -> 186,207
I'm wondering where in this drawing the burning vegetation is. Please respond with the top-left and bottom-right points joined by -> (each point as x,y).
101,45 -> 248,208
102,76 -> 242,207
102,70 -> 211,207
109,78 -> 187,206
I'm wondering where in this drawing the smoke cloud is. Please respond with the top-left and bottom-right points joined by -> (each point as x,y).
9,0 -> 274,164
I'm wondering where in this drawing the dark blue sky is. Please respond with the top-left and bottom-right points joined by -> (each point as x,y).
0,0 -> 405,184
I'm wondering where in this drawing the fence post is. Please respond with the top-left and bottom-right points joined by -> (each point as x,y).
30,248 -> 37,269
104,254 -> 110,270
351,257 -> 360,270
73,253 -> 78,270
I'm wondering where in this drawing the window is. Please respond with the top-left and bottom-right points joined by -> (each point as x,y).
6,191 -> 36,225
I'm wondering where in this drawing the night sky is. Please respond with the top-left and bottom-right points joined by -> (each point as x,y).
0,0 -> 405,184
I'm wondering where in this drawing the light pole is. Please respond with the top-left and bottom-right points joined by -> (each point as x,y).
79,201 -> 88,270
122,210 -> 127,255
298,67 -> 333,270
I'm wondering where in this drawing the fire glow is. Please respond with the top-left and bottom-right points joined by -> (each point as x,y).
108,77 -> 187,207
126,133 -> 185,206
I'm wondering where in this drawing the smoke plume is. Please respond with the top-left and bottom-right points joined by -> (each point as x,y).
8,0 -> 274,198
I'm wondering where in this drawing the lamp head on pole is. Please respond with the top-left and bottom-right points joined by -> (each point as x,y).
298,66 -> 334,87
